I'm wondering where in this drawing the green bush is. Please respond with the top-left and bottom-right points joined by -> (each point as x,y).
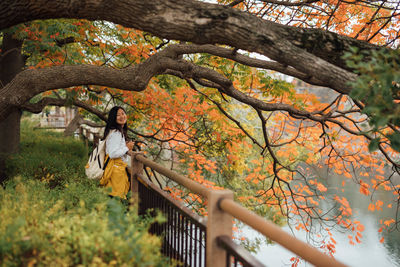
1,121 -> 171,266
0,178 -> 169,266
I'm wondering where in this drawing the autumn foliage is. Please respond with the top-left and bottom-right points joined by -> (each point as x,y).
1,0 -> 400,262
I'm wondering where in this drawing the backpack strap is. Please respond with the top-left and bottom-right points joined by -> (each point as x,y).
103,154 -> 110,170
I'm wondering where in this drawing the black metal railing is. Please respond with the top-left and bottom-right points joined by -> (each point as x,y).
127,153 -> 347,267
138,170 -> 207,267
217,236 -> 265,267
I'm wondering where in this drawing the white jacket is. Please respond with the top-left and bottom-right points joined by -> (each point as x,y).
105,130 -> 130,163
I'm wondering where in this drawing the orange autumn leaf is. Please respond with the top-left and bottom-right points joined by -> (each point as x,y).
316,183 -> 327,192
359,181 -> 370,196
368,203 -> 375,212
384,219 -> 395,227
356,224 -> 365,232
375,200 -> 383,211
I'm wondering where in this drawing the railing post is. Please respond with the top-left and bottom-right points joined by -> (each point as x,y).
83,129 -> 88,149
207,189 -> 234,267
130,152 -> 144,208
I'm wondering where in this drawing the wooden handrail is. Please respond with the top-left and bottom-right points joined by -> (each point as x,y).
219,199 -> 347,267
134,154 -> 211,198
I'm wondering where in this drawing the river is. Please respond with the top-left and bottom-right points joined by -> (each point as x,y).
242,167 -> 400,267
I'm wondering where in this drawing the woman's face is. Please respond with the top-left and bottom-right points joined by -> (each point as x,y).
116,108 -> 127,126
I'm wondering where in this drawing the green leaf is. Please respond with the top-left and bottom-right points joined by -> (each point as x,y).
388,133 -> 400,152
368,138 -> 381,152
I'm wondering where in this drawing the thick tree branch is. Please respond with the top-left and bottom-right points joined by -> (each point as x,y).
55,36 -> 76,47
20,97 -> 107,121
0,0 -> 380,94
0,49 -> 176,121
169,44 -> 327,87
258,0 -> 320,7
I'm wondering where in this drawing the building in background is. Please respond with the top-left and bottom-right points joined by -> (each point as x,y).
39,106 -> 77,128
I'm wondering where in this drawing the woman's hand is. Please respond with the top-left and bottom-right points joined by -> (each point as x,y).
126,140 -> 135,151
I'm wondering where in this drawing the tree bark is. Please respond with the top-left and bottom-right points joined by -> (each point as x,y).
0,32 -> 25,183
0,33 -> 25,154
0,0 -> 377,91
0,51 -> 172,121
64,111 -> 82,136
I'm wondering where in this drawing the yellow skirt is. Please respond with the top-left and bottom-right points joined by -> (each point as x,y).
99,156 -> 130,199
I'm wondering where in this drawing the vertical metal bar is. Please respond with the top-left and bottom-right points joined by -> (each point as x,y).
163,197 -> 166,236
142,184 -> 146,213
185,217 -> 188,267
154,190 -> 157,235
172,205 -> 176,261
181,215 -> 185,266
142,183 -> 146,215
141,183 -> 145,215
204,227 -> 207,267
181,215 -> 184,266
156,193 -> 160,235
199,228 -> 203,267
169,203 -> 173,261
144,184 -> 148,215
177,213 -> 181,263
182,215 -> 185,264
157,194 -> 164,236
153,187 -> 157,222
181,214 -> 184,263
180,215 -> 183,265
172,206 -> 176,261
167,202 -> 172,260
173,208 -> 177,261
137,182 -> 141,214
163,198 -> 167,245
178,212 -> 180,262
189,222 -> 193,267
194,225 -> 198,267
162,196 -> 166,253
178,212 -> 182,263
138,183 -> 142,215
164,200 -> 168,259
171,207 -> 175,260
158,194 -> 161,234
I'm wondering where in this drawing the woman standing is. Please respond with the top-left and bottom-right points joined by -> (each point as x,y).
100,106 -> 134,198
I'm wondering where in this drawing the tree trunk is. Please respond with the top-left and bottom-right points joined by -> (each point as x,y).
0,32 -> 25,183
64,111 -> 82,136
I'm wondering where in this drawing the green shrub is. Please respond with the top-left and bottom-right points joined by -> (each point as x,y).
0,177 -> 169,266
1,121 -> 171,266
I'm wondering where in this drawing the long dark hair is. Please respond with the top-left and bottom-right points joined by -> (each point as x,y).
103,106 -> 128,140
